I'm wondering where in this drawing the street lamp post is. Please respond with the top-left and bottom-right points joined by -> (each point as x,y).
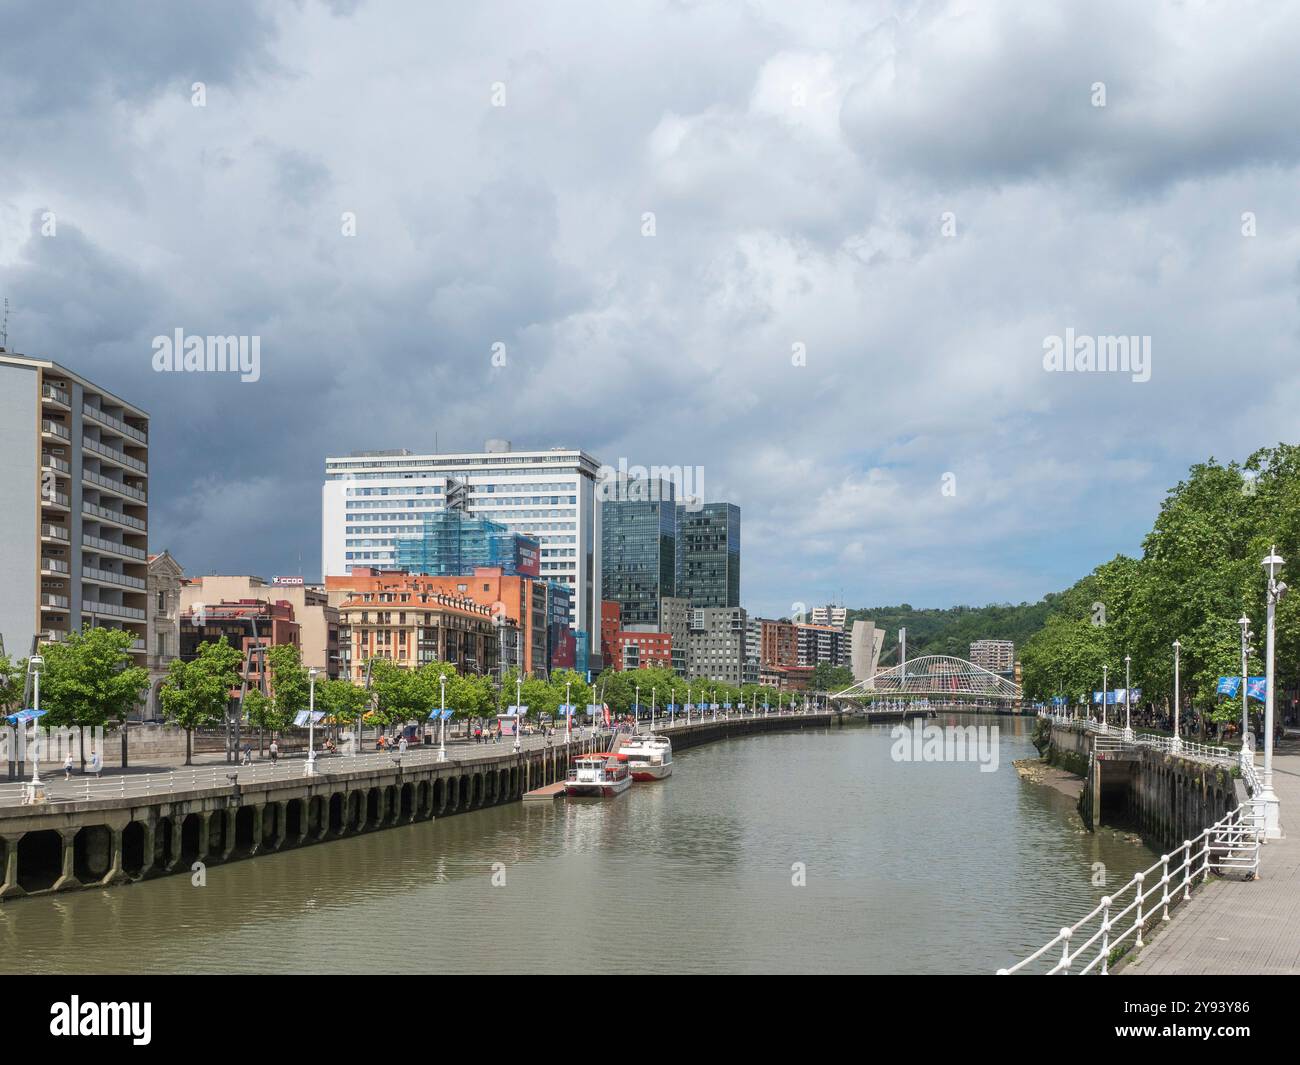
650,687 -> 656,733
565,680 -> 571,746
1260,547 -> 1286,838
1172,640 -> 1181,753
439,673 -> 448,762
1102,664 -> 1108,728
686,685 -> 692,726
1239,615 -> 1254,752
1124,655 -> 1132,739
634,684 -> 640,736
305,667 -> 320,776
23,655 -> 46,805
514,672 -> 523,754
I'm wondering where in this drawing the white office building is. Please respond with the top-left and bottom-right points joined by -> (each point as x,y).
322,442 -> 603,633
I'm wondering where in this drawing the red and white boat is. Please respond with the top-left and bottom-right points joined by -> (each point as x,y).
621,733 -> 673,781
564,753 -> 632,797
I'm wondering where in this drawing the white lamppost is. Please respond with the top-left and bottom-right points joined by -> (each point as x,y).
1238,615 -> 1254,752
1172,639 -> 1181,753
24,654 -> 46,805
305,667 -> 320,776
438,673 -> 448,762
1124,655 -> 1132,739
634,684 -> 640,736
514,671 -> 523,754
686,684 -> 692,726
650,687 -> 656,732
1260,547 -> 1286,838
564,680 -> 572,745
1102,664 -> 1108,728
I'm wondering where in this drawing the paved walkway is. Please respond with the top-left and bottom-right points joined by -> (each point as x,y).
1124,753 -> 1300,975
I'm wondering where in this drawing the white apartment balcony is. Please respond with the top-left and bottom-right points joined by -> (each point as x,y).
41,593 -> 70,610
82,436 -> 147,474
82,468 -> 147,502
82,565 -> 146,590
82,533 -> 146,561
83,599 -> 147,622
41,489 -> 70,511
43,454 -> 71,475
83,499 -> 146,531
42,384 -> 71,409
41,418 -> 70,441
82,403 -> 148,445
41,523 -> 70,542
40,557 -> 70,575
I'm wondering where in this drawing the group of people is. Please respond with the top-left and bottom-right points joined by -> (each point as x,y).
375,734 -> 410,754
61,750 -> 102,779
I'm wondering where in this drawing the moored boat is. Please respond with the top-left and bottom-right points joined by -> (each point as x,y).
621,732 -> 673,781
563,753 -> 632,797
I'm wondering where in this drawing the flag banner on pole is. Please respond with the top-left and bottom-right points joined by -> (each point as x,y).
293,710 -> 325,727
1092,691 -> 1103,704
665,703 -> 678,711
1217,676 -> 1242,697
1128,688 -> 1141,702
585,704 -> 603,714
602,704 -> 611,726
709,703 -> 719,710
4,708 -> 47,725
1247,677 -> 1268,702
722,702 -> 732,709
441,709 -> 454,720
557,704 -> 575,716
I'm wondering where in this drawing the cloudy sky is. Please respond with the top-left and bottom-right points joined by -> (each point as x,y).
3,0 -> 1298,618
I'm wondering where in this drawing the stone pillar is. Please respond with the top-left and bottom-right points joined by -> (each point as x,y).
0,834 -> 22,898
247,805 -> 262,856
218,809 -> 235,861
140,821 -> 157,877
166,817 -> 183,873
52,830 -> 78,892
271,803 -> 287,850
101,827 -> 126,886
197,813 -> 210,860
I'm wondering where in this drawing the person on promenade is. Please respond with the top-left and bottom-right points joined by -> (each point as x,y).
242,744 -> 252,765
88,750 -> 101,777
64,752 -> 74,779
270,739 -> 279,764
399,735 -> 408,755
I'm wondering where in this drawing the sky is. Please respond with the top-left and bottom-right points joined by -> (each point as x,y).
2,0 -> 1298,619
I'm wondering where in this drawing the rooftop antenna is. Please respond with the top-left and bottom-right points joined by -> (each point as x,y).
1,297 -> 9,349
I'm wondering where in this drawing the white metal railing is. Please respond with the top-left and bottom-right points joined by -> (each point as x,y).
1040,711 -> 1233,765
41,419 -> 70,439
41,523 -> 70,541
43,454 -> 71,474
41,558 -> 70,574
42,384 -> 71,405
999,799 -> 1262,974
41,593 -> 70,609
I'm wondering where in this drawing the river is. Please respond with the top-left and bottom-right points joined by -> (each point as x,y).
0,714 -> 1158,974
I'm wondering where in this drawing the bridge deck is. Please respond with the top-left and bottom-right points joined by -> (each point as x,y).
1124,752 -> 1300,975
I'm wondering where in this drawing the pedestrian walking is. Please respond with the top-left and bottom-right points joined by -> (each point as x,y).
64,752 -> 74,779
399,736 -> 408,755
243,744 -> 252,766
270,739 -> 279,764
88,750 -> 102,778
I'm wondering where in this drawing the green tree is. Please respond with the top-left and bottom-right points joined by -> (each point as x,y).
39,627 -> 149,768
160,637 -> 243,765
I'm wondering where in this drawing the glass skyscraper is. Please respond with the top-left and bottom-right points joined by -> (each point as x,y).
676,502 -> 740,609
600,499 -> 677,626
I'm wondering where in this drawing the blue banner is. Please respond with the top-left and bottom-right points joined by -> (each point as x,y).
1247,677 -> 1267,702
1092,691 -> 1104,705
1216,676 -> 1241,697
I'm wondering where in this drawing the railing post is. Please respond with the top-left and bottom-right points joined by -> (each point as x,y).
1133,872 -> 1146,948
1160,855 -> 1170,921
1099,897 -> 1112,975
1181,840 -> 1192,900
1058,927 -> 1073,974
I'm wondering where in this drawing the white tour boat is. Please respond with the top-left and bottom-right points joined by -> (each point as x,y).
563,753 -> 632,797
621,733 -> 673,781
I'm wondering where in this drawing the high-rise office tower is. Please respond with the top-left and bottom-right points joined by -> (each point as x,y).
676,501 -> 739,609
323,441 -> 602,634
600,495 -> 677,627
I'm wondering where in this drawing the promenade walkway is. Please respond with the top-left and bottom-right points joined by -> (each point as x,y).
1124,752 -> 1300,975
0,710 -> 821,808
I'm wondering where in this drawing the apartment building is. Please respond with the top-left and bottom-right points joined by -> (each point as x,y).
0,352 -> 149,662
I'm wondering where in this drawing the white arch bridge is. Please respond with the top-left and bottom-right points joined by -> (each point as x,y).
831,654 -> 1023,707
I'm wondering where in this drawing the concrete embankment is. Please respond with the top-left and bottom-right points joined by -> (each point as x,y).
0,711 -> 840,902
1034,719 -> 1245,852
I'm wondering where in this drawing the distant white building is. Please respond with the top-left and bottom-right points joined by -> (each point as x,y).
323,442 -> 603,634
810,604 -> 847,629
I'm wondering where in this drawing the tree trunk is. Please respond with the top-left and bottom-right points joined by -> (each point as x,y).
79,725 -> 86,771
185,727 -> 193,766
121,718 -> 129,769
